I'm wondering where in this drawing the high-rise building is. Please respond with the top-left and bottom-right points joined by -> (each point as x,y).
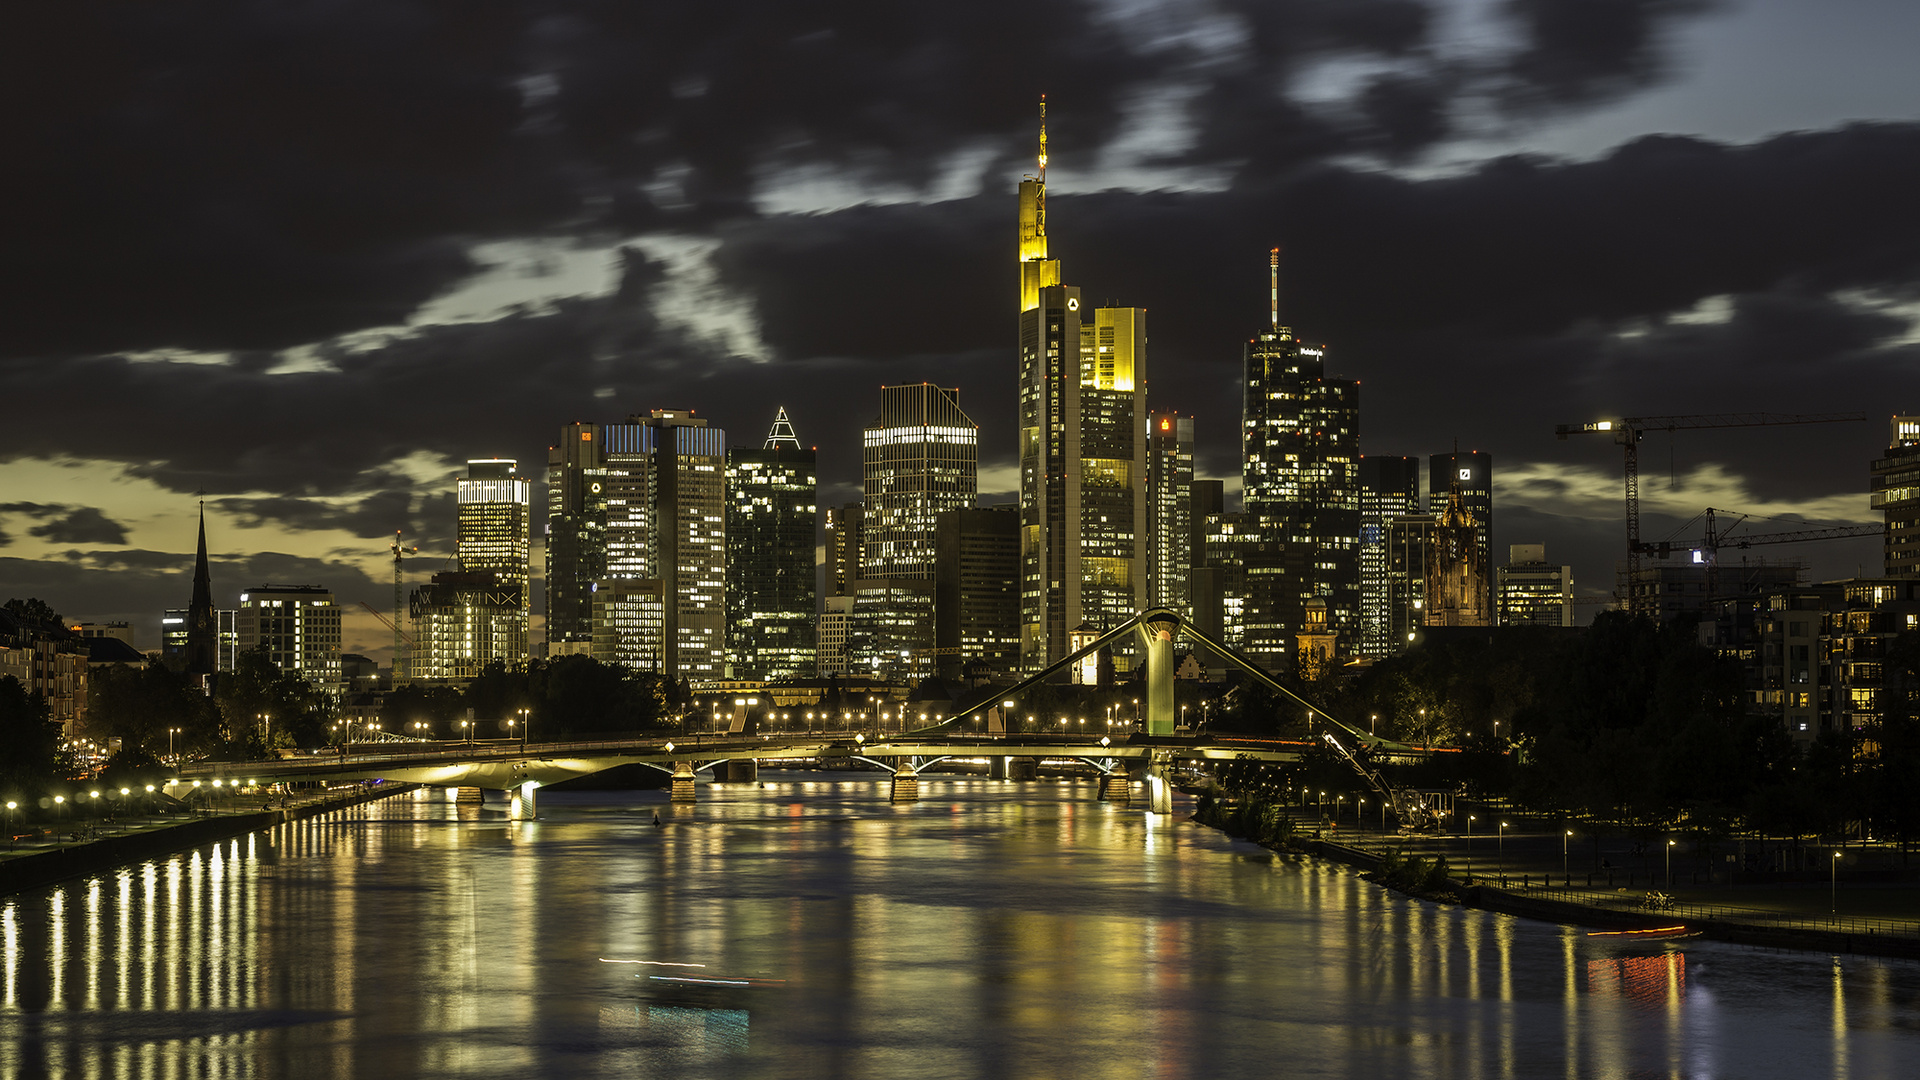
591,578 -> 666,670
545,409 -> 727,678
1871,416 -> 1920,576
1497,544 -> 1573,627
1385,516 -> 1436,649
1147,412 -> 1194,614
935,505 -> 1021,677
237,585 -> 343,692
457,458 -> 531,665
726,408 -> 818,681
545,422 -> 607,650
409,571 -> 525,682
1428,451 -> 1493,617
1359,456 -> 1422,656
862,384 -> 978,580
826,501 -> 863,597
1232,249 -> 1360,663
1016,108 -> 1149,671
1188,480 -> 1226,647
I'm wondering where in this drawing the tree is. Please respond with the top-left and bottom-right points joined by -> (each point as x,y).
214,647 -> 333,756
3,597 -> 63,628
87,662 -> 222,758
0,675 -> 62,794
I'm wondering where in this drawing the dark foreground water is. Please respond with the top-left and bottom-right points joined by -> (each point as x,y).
4,774 -> 1919,1079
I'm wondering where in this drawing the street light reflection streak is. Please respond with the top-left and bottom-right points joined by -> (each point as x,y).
598,958 -> 706,967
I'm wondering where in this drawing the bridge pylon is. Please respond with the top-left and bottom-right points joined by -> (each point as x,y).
670,761 -> 698,803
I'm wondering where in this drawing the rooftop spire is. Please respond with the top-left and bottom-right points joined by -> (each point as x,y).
764,406 -> 800,449
185,501 -> 217,677
1037,94 -> 1048,183
1269,247 -> 1280,331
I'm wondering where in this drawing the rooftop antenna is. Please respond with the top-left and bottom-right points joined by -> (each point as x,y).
1269,247 -> 1280,331
1037,95 -> 1048,182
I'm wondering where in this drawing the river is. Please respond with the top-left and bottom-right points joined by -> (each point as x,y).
3,773 -> 1917,1078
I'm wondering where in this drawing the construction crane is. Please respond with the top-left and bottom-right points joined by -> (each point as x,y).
1555,412 -> 1866,612
358,601 -> 415,648
387,531 -> 419,685
1644,507 -> 1886,564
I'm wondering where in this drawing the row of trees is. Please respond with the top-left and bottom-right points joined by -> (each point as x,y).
1201,612 -> 1920,851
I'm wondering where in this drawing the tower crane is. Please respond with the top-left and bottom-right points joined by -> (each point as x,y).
387,531 -> 419,685
1555,412 -> 1866,613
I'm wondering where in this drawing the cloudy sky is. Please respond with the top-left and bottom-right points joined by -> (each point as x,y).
5,0 -> 1919,658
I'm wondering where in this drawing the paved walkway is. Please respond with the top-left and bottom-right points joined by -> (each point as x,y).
1,782 -> 384,865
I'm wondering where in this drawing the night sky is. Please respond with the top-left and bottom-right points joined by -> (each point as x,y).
5,0 -> 1920,660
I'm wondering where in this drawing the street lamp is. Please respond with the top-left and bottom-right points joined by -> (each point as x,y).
168,727 -> 182,764
518,708 -> 531,748
258,713 -> 271,749
1666,839 -> 1676,888
460,719 -> 470,744
1832,850 -> 1842,916
1498,821 -> 1509,880
1370,713 -> 1378,735
1418,707 -> 1428,755
1466,815 -> 1476,879
1564,830 -> 1573,881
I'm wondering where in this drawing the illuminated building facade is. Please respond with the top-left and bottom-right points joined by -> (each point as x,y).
1017,107 -> 1149,670
1384,515 -> 1436,649
1358,456 -> 1421,656
545,409 -> 728,678
1496,544 -> 1573,627
591,578 -> 666,670
1147,412 -> 1194,614
1428,481 -> 1490,627
1234,249 -> 1360,659
726,408 -> 818,681
826,501 -> 863,597
935,505 -> 1021,676
408,571 -> 525,682
237,585 -> 343,692
1428,451 -> 1493,617
1871,416 -> 1920,576
456,458 -> 531,665
862,384 -> 977,580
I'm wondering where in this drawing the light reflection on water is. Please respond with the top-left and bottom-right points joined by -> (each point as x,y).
1,776 -> 1918,1078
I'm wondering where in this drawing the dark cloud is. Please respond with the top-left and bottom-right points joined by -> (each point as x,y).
1,0 -> 1721,362
27,508 -> 131,546
215,492 -> 458,549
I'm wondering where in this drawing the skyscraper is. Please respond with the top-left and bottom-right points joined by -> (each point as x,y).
935,505 -> 1021,677
1428,481 -> 1490,627
1428,451 -> 1493,618
1147,412 -> 1194,614
1231,249 -> 1360,665
862,384 -> 978,580
1872,416 -> 1920,576
545,409 -> 727,678
1358,456 -> 1421,657
409,571 -> 524,681
456,458 -> 531,664
1497,544 -> 1573,627
1017,105 -> 1149,671
726,408 -> 818,681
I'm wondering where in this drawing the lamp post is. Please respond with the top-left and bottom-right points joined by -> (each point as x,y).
1466,815 -> 1476,880
1666,839 -> 1676,888
1564,830 -> 1573,882
168,727 -> 181,765
1419,708 -> 1428,756
1832,850 -> 1842,916
518,708 -> 530,748
1370,713 -> 1378,736
1498,821 -> 1509,881
258,713 -> 271,750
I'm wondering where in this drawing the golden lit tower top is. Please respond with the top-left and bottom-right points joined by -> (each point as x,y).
1018,95 -> 1061,311
1269,246 -> 1280,331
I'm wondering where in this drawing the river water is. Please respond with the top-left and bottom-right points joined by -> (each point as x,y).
3,773 -> 1918,1079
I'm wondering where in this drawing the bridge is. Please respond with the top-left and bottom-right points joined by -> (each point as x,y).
172,609 -> 1437,821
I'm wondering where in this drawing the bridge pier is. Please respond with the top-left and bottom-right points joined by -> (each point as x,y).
890,762 -> 919,803
508,780 -> 538,820
1099,770 -> 1130,806
725,758 -> 758,783
455,787 -> 484,805
669,761 -> 698,803
988,756 -> 1008,780
1007,757 -> 1038,781
1144,754 -> 1173,814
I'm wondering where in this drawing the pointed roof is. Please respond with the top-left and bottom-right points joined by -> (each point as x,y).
764,407 -> 801,450
186,502 -> 217,675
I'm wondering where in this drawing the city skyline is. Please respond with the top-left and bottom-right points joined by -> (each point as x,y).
5,1 -> 1920,660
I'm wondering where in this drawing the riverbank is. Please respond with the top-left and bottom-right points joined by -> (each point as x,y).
0,782 -> 419,896
1195,802 -> 1920,961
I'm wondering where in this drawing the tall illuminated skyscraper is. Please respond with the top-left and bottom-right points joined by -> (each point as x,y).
862,384 -> 978,580
456,458 -> 531,664
1358,455 -> 1421,656
1147,411 -> 1194,613
544,409 -> 727,678
726,408 -> 818,680
1232,249 -> 1359,665
1427,450 -> 1493,619
1017,102 -> 1149,671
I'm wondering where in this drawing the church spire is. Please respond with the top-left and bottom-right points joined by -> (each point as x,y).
185,502 -> 217,676
764,406 -> 800,450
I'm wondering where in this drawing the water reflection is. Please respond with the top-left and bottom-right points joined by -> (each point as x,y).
0,779 -> 1917,1078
